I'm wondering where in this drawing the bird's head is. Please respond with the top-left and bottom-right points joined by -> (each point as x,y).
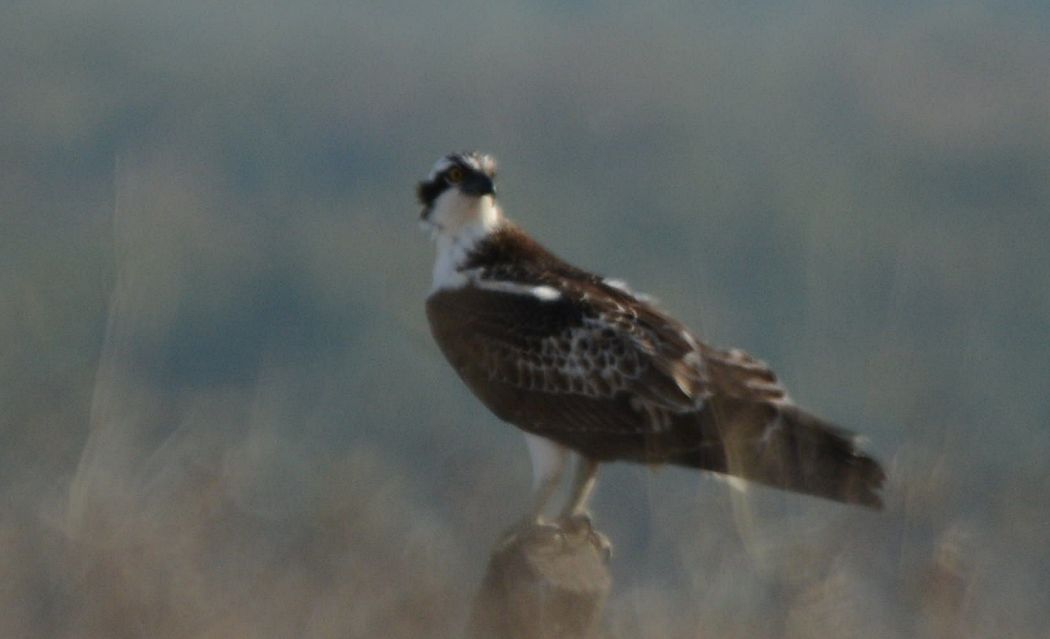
418,151 -> 500,239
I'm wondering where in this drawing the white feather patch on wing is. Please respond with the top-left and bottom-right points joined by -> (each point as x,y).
474,279 -> 563,301
531,285 -> 561,301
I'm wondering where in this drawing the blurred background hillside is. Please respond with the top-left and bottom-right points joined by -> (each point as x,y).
3,1 -> 1049,637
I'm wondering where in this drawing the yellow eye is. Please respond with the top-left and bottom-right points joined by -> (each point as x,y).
446,167 -> 464,183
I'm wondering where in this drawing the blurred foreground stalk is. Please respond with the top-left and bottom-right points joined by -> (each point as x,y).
467,519 -> 612,639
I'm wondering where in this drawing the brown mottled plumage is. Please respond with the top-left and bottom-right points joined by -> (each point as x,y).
420,152 -> 884,518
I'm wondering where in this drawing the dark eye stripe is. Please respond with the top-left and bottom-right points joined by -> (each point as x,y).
416,178 -> 448,206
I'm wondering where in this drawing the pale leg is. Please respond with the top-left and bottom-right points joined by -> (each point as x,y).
524,433 -> 568,522
560,456 -> 600,519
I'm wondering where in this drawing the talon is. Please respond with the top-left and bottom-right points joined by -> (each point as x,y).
591,529 -> 613,561
559,511 -> 593,533
498,515 -> 564,549
571,512 -> 593,530
554,512 -> 611,559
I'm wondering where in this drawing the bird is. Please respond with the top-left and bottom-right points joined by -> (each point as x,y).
419,151 -> 885,528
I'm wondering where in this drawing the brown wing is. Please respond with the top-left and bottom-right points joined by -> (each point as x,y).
425,280 -> 713,447
426,278 -> 884,508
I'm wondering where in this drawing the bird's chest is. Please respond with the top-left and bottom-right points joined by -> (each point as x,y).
425,290 -> 486,378
425,289 -> 533,422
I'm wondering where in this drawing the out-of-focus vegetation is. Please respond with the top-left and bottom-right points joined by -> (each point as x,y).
3,1 -> 1048,637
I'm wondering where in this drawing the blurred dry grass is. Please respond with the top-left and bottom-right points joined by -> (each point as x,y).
2,1 -> 1049,637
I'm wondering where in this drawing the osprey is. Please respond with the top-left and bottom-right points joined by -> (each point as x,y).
419,151 -> 884,526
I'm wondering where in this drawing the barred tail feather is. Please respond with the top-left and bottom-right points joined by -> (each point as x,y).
678,403 -> 885,509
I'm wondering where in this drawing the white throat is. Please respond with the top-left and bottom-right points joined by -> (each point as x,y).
425,190 -> 503,292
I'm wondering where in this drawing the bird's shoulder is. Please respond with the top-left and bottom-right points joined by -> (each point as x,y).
430,224 -> 666,334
